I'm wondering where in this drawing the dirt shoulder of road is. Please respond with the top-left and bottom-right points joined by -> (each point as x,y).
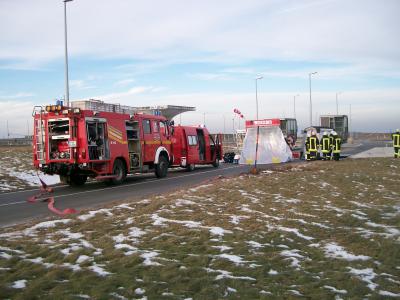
0,158 -> 399,299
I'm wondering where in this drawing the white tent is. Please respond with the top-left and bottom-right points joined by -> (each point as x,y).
239,126 -> 292,165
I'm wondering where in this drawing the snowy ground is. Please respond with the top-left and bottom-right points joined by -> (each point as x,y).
0,158 -> 399,299
0,146 -> 59,192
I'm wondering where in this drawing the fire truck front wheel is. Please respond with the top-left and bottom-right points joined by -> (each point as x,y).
186,164 -> 195,172
60,174 -> 87,186
212,158 -> 220,168
110,159 -> 127,185
155,155 -> 169,178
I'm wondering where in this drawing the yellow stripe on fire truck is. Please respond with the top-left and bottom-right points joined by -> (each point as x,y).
143,140 -> 172,145
108,126 -> 123,140
108,126 -> 127,144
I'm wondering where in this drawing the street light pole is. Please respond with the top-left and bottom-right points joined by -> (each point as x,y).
336,92 -> 342,115
308,72 -> 317,126
293,94 -> 300,119
64,0 -> 73,107
255,76 -> 263,120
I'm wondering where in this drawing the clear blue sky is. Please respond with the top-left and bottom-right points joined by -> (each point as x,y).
0,0 -> 399,137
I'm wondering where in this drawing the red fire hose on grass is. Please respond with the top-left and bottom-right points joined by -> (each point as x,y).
27,176 -> 78,216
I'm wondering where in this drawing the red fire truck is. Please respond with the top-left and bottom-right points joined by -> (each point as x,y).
32,104 -> 174,185
170,125 -> 222,171
32,104 -> 223,186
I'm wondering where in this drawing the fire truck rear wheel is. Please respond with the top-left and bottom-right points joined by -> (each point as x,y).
155,155 -> 169,178
110,159 -> 127,185
70,175 -> 87,186
186,164 -> 195,172
212,158 -> 220,168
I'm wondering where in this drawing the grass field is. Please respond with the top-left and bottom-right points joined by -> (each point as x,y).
0,158 -> 399,299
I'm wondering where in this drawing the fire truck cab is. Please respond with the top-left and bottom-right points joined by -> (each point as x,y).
170,125 -> 222,171
33,105 -> 172,185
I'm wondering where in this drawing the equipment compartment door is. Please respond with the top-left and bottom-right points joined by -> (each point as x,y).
86,118 -> 109,160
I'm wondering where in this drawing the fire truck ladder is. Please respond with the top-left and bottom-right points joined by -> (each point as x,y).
32,106 -> 46,164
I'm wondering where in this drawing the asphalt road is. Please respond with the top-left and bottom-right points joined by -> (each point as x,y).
0,164 -> 250,228
0,140 -> 388,228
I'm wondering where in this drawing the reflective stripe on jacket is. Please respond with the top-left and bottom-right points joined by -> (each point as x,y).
393,133 -> 400,147
309,137 -> 318,151
321,137 -> 330,153
333,137 -> 341,153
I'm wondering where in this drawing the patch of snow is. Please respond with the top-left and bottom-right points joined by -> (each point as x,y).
25,219 -> 71,235
289,290 -> 303,296
135,288 -> 145,295
76,255 -> 92,264
125,217 -> 134,225
88,263 -> 111,277
379,290 -> 400,297
204,268 -> 256,281
62,262 -> 82,272
109,292 -> 128,300
189,184 -> 214,192
351,214 -> 368,220
280,249 -> 308,269
129,227 -> 146,239
268,269 -> 278,275
211,245 -> 232,252
175,199 -> 197,206
113,234 -> 127,244
217,254 -> 245,265
260,290 -> 272,295
324,243 -> 370,261
277,226 -> 314,240
246,240 -> 264,249
324,285 -> 347,294
348,267 -> 378,291
74,294 -> 91,299
115,203 -> 135,210
11,279 -> 27,289
9,170 -> 60,187
311,221 -> 331,229
60,245 -> 82,255
0,252 -> 12,259
209,227 -> 232,237
366,222 -> 400,237
114,243 -> 138,254
78,209 -> 113,221
349,201 -> 371,208
151,214 -> 201,228
229,215 -> 249,225
141,251 -> 161,266
58,229 -> 84,240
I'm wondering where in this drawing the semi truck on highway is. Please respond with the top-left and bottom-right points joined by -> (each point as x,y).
32,102 -> 222,186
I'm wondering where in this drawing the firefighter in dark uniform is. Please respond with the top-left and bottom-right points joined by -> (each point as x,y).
392,129 -> 400,158
308,131 -> 319,161
320,131 -> 331,160
331,131 -> 341,161
328,131 -> 334,160
304,132 -> 311,160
